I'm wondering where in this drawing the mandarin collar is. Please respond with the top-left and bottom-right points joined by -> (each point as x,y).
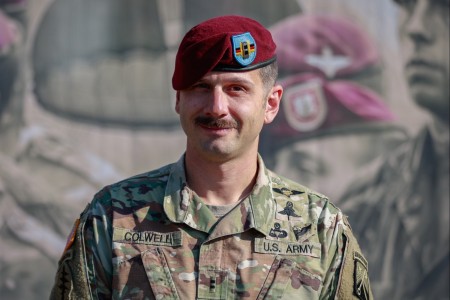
163,154 -> 276,236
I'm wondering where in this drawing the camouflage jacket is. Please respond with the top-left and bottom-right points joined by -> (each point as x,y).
50,155 -> 372,300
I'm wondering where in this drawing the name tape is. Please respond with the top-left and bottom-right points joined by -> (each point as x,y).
113,227 -> 182,246
254,238 -> 321,258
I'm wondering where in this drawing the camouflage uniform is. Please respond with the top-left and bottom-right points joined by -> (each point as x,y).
51,155 -> 372,299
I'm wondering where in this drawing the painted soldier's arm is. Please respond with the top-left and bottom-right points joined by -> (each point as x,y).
50,191 -> 113,299
0,153 -> 80,236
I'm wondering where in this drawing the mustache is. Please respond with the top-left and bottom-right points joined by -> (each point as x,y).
195,116 -> 238,128
406,58 -> 441,70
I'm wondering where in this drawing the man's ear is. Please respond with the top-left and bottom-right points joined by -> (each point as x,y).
175,91 -> 180,114
264,84 -> 283,124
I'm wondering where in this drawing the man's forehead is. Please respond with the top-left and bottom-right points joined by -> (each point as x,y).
395,0 -> 446,9
196,70 -> 261,84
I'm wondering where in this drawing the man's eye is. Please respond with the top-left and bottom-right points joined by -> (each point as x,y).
393,0 -> 415,8
229,85 -> 246,92
192,83 -> 210,90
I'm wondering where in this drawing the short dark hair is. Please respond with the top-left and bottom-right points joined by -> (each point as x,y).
259,61 -> 279,92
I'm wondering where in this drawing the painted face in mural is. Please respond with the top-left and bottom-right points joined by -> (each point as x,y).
396,0 -> 449,121
272,129 -> 406,201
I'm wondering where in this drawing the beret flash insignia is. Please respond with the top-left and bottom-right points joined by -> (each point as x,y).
232,32 -> 256,66
283,79 -> 328,133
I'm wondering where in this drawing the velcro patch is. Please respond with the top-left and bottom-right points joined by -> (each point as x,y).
254,238 -> 321,258
354,251 -> 371,300
64,218 -> 80,253
113,227 -> 182,246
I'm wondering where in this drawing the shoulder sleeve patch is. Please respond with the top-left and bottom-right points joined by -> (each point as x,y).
63,218 -> 80,254
354,251 -> 371,300
336,228 -> 373,300
62,203 -> 92,255
50,212 -> 92,299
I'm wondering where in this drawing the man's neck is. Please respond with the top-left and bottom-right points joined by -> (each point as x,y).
184,150 -> 259,206
427,117 -> 449,169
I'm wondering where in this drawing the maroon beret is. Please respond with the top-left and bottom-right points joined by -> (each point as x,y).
270,14 -> 378,78
262,73 -> 395,151
260,13 -> 394,150
172,15 -> 276,90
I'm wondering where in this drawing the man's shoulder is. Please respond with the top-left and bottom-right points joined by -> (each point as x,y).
87,162 -> 175,214
110,162 -> 173,190
268,169 -> 340,214
269,170 -> 326,196
267,170 -> 373,299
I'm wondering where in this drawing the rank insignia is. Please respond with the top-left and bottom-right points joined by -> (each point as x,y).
278,201 -> 300,220
269,222 -> 288,239
232,32 -> 256,66
354,251 -> 371,300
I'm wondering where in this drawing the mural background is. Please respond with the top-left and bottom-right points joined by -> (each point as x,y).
0,0 -> 447,299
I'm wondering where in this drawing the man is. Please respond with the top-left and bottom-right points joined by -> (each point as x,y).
341,0 -> 449,298
50,15 -> 372,299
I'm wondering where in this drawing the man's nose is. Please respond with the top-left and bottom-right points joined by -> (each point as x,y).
205,88 -> 228,117
405,0 -> 434,44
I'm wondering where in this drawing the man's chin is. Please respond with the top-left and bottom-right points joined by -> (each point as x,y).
410,87 -> 449,120
199,142 -> 233,158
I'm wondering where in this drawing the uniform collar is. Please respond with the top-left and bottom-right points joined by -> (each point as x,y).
163,154 -> 276,236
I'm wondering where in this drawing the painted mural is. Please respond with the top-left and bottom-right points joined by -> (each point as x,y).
0,0 -> 447,299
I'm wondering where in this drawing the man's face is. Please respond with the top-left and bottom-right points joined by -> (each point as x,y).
396,0 -> 449,121
176,69 -> 281,162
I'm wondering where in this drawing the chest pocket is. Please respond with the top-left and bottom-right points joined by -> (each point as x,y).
257,257 -> 323,300
142,247 -> 181,300
113,244 -> 180,300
